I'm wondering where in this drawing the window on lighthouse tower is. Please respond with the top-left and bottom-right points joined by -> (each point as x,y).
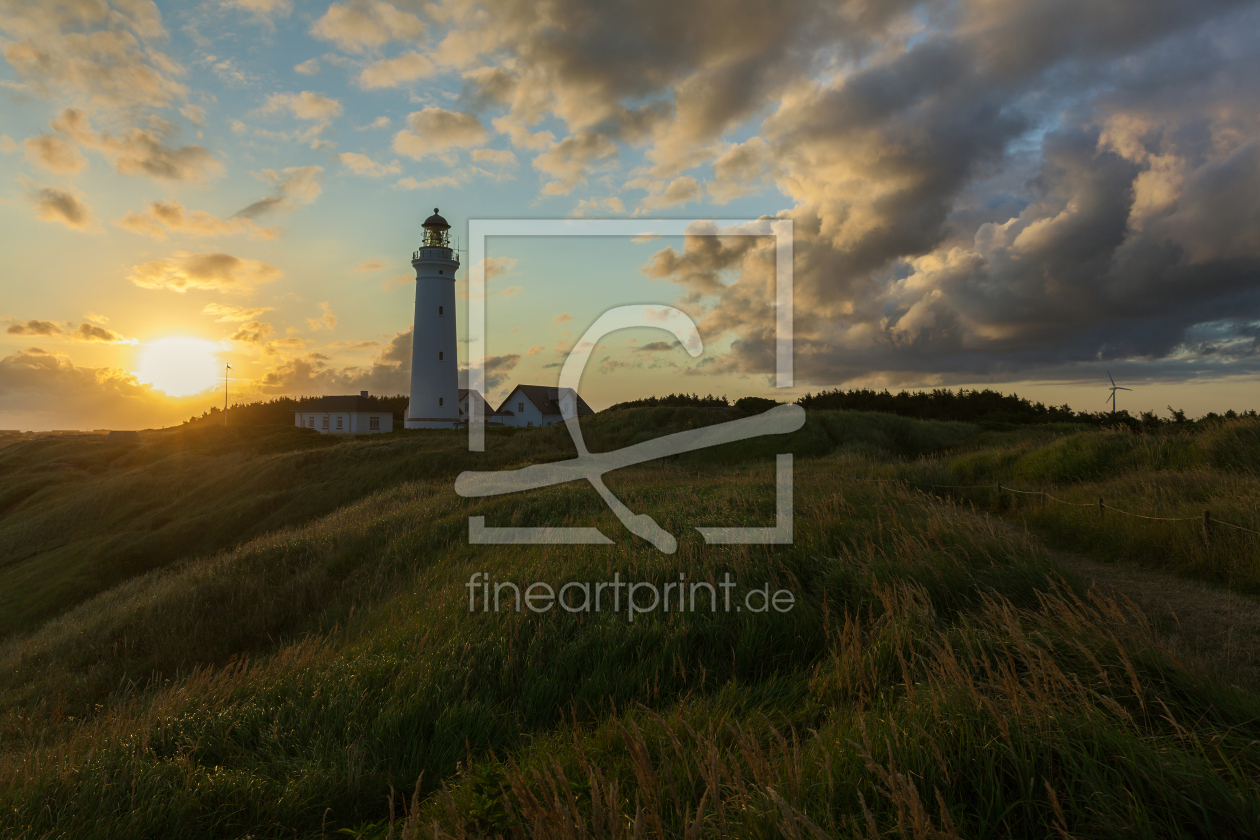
438,351 -> 444,360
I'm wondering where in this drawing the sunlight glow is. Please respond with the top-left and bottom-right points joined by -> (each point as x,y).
136,337 -> 222,397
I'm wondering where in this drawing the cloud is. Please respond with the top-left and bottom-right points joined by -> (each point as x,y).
180,104 -> 206,125
707,137 -> 774,203
533,130 -> 618,195
234,166 -> 324,218
0,348 -> 157,423
393,107 -> 487,159
23,133 -> 87,173
464,353 -> 521,391
223,0 -> 292,21
359,52 -> 434,88
47,109 -> 221,182
396,174 -> 461,191
629,0 -> 1260,387
128,253 -> 283,294
227,320 -> 274,344
358,116 -> 391,130
638,176 -> 701,211
307,301 -> 337,331
0,0 -> 185,110
354,259 -> 385,272
0,135 -> 14,153
6,319 -> 62,336
258,326 -> 414,395
310,0 -> 426,53
203,303 -> 275,322
116,200 -> 279,240
294,58 -> 320,75
471,148 -> 517,167
260,91 -> 343,123
492,116 -> 554,152
337,152 -> 401,177
73,322 -> 131,343
25,183 -> 93,230
572,195 -> 626,217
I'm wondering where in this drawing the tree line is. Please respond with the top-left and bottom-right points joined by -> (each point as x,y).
185,387 -> 1255,431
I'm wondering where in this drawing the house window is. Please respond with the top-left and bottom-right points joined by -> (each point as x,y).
369,416 -> 380,430
336,416 -> 343,430
438,351 -> 443,360
307,417 -> 313,428
322,417 -> 329,430
438,306 -> 443,315
518,402 -> 524,413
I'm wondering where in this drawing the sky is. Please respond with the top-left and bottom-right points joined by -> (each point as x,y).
1,0 -> 1259,430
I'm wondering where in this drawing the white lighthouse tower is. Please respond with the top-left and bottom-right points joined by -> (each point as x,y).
405,208 -> 460,429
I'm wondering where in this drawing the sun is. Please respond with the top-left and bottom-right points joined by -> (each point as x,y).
136,337 -> 223,397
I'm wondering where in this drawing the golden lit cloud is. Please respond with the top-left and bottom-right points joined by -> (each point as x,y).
223,0 -> 293,21
306,301 -> 337,331
25,182 -> 93,230
234,166 -> 323,219
203,303 -> 276,322
310,0 -> 426,53
6,319 -> 62,336
116,200 -> 279,240
337,152 -> 400,177
260,91 -> 343,123
74,322 -> 134,343
393,108 -> 486,159
23,133 -> 87,174
48,109 -> 222,182
228,320 -> 274,344
359,53 -> 434,89
128,253 -> 283,294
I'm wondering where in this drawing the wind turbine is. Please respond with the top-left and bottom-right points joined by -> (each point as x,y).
1105,371 -> 1131,414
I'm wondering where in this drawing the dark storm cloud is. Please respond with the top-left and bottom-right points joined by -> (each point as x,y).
630,0 -> 1260,386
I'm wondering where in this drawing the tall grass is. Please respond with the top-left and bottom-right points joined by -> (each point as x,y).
2,413 -> 1258,838
879,418 -> 1260,593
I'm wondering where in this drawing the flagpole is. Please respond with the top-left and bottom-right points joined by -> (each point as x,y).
224,363 -> 232,426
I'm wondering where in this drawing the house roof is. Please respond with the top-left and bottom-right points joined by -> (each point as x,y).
458,389 -> 510,417
295,395 -> 390,412
500,385 -> 595,417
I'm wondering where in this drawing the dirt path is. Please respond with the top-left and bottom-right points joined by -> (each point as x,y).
1044,547 -> 1260,690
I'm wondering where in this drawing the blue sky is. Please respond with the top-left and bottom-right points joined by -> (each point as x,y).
2,0 -> 1259,429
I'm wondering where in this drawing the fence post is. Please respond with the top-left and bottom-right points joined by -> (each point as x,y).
997,483 -> 1003,509
1099,497 -> 1104,518
1203,509 -> 1211,546
1040,491 -> 1046,510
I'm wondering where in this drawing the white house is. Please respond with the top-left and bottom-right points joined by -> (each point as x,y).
295,391 -> 394,434
495,385 -> 595,428
458,389 -> 511,425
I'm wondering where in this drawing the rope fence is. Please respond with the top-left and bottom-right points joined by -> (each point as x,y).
842,475 -> 1260,537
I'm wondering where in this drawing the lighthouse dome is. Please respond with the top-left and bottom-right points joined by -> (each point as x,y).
422,208 -> 450,230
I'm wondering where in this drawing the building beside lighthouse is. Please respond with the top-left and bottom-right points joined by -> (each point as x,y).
406,209 -> 461,429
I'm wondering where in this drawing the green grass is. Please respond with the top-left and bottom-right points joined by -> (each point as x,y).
1,411 -> 1258,839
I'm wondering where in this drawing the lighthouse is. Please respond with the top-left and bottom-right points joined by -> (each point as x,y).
405,208 -> 460,429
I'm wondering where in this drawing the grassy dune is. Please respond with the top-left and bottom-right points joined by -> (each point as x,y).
1,411 -> 1258,838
